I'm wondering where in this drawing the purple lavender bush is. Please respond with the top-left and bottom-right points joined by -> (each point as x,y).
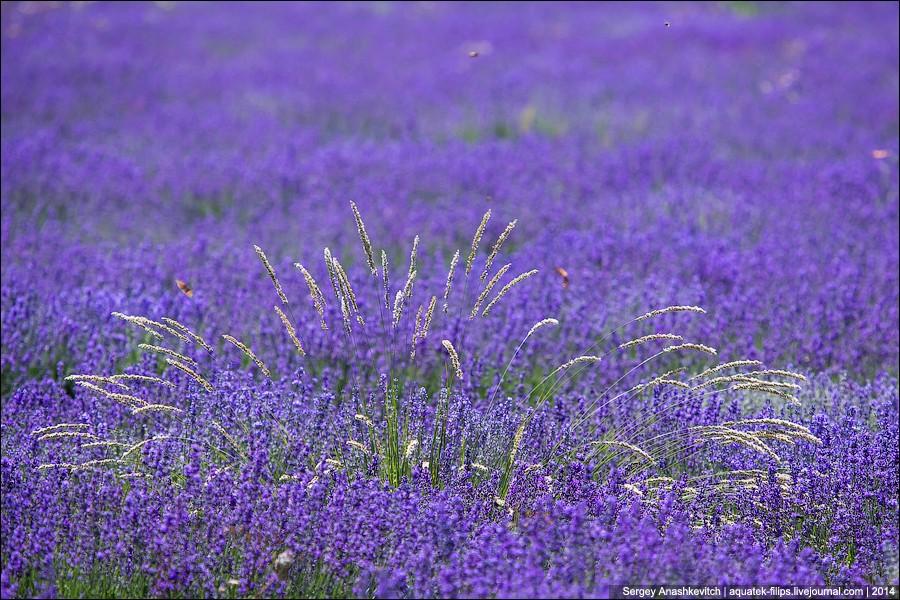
2,2 -> 898,598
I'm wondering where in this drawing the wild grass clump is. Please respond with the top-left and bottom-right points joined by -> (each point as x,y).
36,206 -> 815,507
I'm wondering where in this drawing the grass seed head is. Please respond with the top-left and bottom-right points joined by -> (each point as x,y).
481,269 -> 538,316
254,244 -> 289,305
222,335 -> 271,378
350,201 -> 378,276
442,339 -> 463,379
480,218 -> 517,282
466,210 -> 491,276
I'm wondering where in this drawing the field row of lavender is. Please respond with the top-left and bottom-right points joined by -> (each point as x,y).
1,2 -> 898,598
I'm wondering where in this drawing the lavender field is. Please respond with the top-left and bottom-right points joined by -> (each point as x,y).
1,2 -> 898,598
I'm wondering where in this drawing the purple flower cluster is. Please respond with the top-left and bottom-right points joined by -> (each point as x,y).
1,1 -> 898,598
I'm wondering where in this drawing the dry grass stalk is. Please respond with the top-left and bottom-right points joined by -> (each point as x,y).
165,358 -> 214,392
111,312 -> 164,340
722,418 -> 812,433
470,263 -> 511,318
381,250 -> 391,312
347,439 -> 370,454
442,249 -> 460,311
480,219 -> 517,282
635,305 -> 706,321
407,235 -> 420,281
525,318 -> 559,341
481,269 -> 538,316
109,373 -> 176,389
274,305 -> 306,356
120,436 -> 172,461
212,421 -> 246,457
113,312 -> 190,342
222,335 -> 271,378
410,304 -> 424,359
507,419 -> 527,471
657,379 -> 690,388
592,440 -> 655,464
161,317 -> 214,353
627,368 -> 686,394
401,268 -> 417,304
138,343 -> 197,366
73,381 -> 147,407
37,431 -> 100,442
691,426 -> 780,462
323,248 -> 342,307
132,404 -> 183,416
694,373 -> 801,390
392,267 -> 417,328
37,459 -> 120,471
466,210 -> 491,276
441,340 -> 463,379
623,484 -> 644,497
732,382 -> 800,405
690,359 -> 764,381
83,440 -> 129,450
294,263 -> 328,331
139,318 -> 190,343
662,343 -> 717,356
618,333 -> 683,350
31,423 -> 91,436
410,296 -> 437,359
404,439 -> 419,458
349,201 -> 377,276
557,355 -> 602,371
254,244 -> 289,305
421,296 -> 437,340
391,290 -> 405,328
332,256 -> 364,326
354,413 -> 375,428
742,369 -> 808,381
64,374 -> 130,390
